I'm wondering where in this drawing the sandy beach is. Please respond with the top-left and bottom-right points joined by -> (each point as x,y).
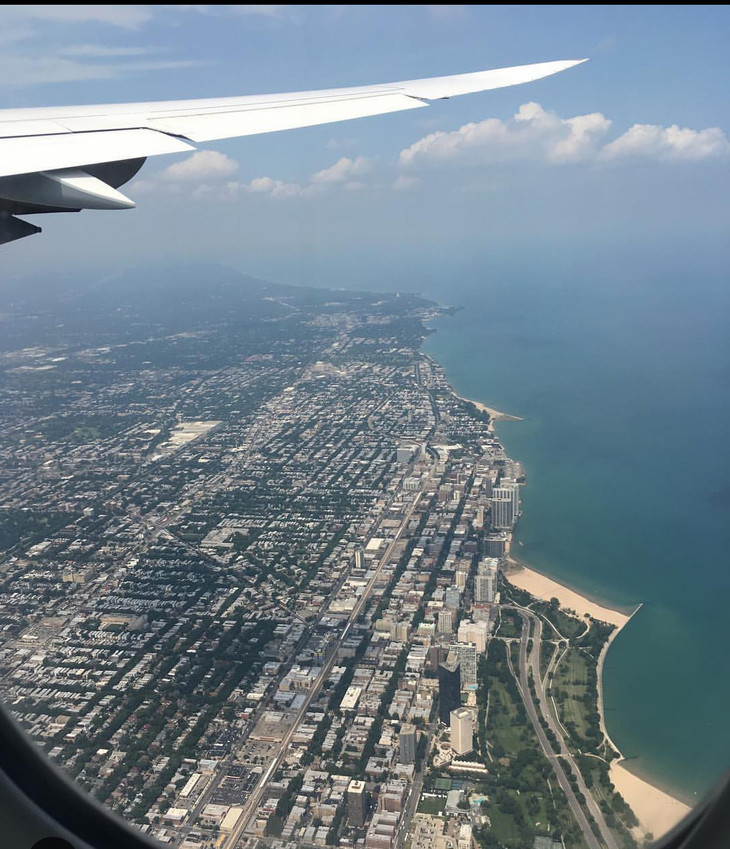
453,392 -> 524,426
609,760 -> 691,839
504,558 -> 692,839
504,557 -> 629,628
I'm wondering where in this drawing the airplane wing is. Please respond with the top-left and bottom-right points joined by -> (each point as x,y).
0,59 -> 586,245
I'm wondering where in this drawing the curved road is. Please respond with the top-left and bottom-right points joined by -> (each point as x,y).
505,606 -> 618,849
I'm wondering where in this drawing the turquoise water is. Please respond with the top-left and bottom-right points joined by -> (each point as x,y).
421,240 -> 730,803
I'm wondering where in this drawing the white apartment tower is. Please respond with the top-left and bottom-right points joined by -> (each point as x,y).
437,609 -> 454,634
450,707 -> 473,755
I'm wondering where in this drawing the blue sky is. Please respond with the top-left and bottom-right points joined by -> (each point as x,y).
1,4 -> 729,285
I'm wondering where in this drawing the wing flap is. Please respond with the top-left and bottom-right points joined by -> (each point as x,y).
0,129 -> 194,179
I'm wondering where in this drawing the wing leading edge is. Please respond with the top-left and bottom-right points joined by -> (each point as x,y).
0,58 -> 586,245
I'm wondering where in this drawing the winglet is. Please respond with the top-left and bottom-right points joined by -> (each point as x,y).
400,58 -> 589,101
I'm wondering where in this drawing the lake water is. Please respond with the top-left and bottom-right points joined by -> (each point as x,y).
420,238 -> 730,803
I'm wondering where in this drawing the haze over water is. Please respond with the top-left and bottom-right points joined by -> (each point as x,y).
414,237 -> 730,802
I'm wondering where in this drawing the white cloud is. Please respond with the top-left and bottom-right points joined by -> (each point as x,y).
193,175 -> 321,199
326,137 -> 358,151
400,102 -> 611,167
137,154 -> 376,204
550,111 -> 613,162
312,156 -> 372,184
601,123 -> 730,161
0,5 -> 292,91
393,175 -> 420,191
160,151 -> 239,182
399,102 -> 729,168
60,44 -> 154,58
13,5 -> 153,28
228,5 -> 290,18
171,5 -> 293,20
426,5 -> 468,19
0,53 -> 202,86
247,176 -> 304,197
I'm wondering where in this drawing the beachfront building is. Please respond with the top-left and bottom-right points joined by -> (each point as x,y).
475,556 -> 499,604
504,477 -> 522,521
483,530 -> 508,558
490,483 -> 520,529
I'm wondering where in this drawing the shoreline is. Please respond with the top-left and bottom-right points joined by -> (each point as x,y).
503,556 -> 691,838
429,331 -> 693,840
452,391 -> 524,431
504,555 -> 632,628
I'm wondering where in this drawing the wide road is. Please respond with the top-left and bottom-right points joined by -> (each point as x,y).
505,606 -> 618,849
505,609 -> 602,849
521,610 -> 619,849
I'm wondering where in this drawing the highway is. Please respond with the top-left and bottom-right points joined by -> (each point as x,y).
504,606 -> 618,849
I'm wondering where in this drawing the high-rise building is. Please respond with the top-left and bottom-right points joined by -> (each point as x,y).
483,531 -> 507,558
437,609 -> 454,634
348,779 -> 368,828
451,642 -> 477,687
397,445 -> 414,464
438,652 -> 461,723
490,480 -> 520,529
501,476 -> 522,517
450,707 -> 473,755
490,486 -> 516,529
399,725 -> 417,765
378,780 -> 408,813
427,645 -> 445,671
444,586 -> 461,609
457,620 -> 489,653
455,569 -> 467,589
475,558 -> 499,604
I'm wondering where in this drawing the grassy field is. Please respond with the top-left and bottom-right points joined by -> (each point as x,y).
417,795 -> 446,816
495,608 -> 523,639
551,648 -> 593,747
471,641 -> 590,849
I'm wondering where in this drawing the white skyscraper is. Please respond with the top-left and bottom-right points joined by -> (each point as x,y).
490,486 -> 517,529
438,609 -> 454,634
457,620 -> 489,653
475,557 -> 499,604
501,477 -> 522,517
450,707 -> 473,755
